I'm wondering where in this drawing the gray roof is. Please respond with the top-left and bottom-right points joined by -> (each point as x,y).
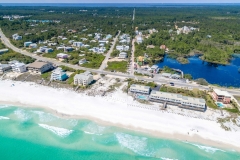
74,71 -> 92,80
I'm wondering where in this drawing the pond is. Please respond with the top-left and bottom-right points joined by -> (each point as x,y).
156,55 -> 240,87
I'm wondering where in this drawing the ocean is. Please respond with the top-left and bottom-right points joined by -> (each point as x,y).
0,104 -> 239,160
1,3 -> 240,7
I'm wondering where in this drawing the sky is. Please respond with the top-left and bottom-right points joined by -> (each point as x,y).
2,0 -> 240,3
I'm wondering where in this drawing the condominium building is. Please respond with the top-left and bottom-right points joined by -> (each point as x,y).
50,67 -> 68,81
212,89 -> 231,104
149,91 -> 206,111
74,71 -> 93,86
27,61 -> 53,74
129,84 -> 151,94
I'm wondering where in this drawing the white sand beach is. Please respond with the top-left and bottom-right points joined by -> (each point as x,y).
0,80 -> 240,151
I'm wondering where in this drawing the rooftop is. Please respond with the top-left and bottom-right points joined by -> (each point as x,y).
27,61 -> 49,69
213,89 -> 231,97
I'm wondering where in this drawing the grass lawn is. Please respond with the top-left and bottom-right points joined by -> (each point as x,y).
106,61 -> 127,73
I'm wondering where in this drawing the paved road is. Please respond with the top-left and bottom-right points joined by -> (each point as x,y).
1,28 -> 240,95
99,31 -> 121,71
130,38 -> 135,76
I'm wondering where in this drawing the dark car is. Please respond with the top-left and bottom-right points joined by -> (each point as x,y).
170,82 -> 174,86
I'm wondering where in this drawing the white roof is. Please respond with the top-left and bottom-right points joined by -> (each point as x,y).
57,53 -> 68,56
151,65 -> 158,69
162,73 -> 172,77
213,89 -> 231,97
130,84 -> 150,91
150,91 -> 205,106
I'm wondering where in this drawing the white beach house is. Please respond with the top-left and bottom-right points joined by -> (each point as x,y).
74,71 -> 93,86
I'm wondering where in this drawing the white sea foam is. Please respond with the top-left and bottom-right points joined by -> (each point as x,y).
32,111 -> 56,122
0,105 -> 9,109
67,119 -> 78,127
14,108 -> 31,121
115,133 -> 155,157
83,122 -> 105,136
38,123 -> 73,138
0,116 -> 10,120
161,158 -> 178,160
183,141 -> 225,153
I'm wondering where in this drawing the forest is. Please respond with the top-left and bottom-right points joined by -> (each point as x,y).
1,5 -> 240,65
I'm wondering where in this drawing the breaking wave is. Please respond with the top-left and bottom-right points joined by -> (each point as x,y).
38,123 -> 73,138
115,133 -> 155,157
0,116 -> 10,120
14,108 -> 31,121
161,158 -> 178,160
83,122 -> 106,136
32,111 -> 56,122
183,141 -> 225,153
0,105 -> 9,109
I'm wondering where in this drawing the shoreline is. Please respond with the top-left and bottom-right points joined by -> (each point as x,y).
1,100 -> 240,152
0,80 -> 240,153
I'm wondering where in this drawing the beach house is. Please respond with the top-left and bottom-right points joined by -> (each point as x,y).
0,63 -> 12,74
12,33 -> 22,40
50,67 -> 68,81
129,84 -> 151,95
74,71 -> 93,86
57,53 -> 69,59
0,49 -> 9,55
79,58 -> 87,65
27,61 -> 53,74
24,42 -> 33,47
73,42 -> 84,47
116,45 -> 129,51
136,36 -> 143,44
119,52 -> 128,59
9,61 -> 27,73
211,89 -> 231,104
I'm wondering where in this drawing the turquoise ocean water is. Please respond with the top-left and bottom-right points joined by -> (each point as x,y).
0,104 -> 239,160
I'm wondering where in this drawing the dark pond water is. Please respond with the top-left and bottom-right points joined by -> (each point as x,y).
156,55 -> 240,87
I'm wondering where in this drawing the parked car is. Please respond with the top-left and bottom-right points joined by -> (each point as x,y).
170,82 -> 174,86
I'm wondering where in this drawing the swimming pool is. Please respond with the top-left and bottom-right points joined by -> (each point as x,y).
137,95 -> 148,100
216,102 -> 224,108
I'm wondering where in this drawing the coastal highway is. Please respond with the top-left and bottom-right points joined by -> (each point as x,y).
1,29 -> 240,96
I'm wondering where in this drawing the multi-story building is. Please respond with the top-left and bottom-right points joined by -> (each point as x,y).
129,84 -> 151,95
27,61 -> 53,74
50,67 -> 68,81
212,89 -> 231,104
149,91 -> 206,111
74,71 -> 93,86
9,61 -> 27,73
